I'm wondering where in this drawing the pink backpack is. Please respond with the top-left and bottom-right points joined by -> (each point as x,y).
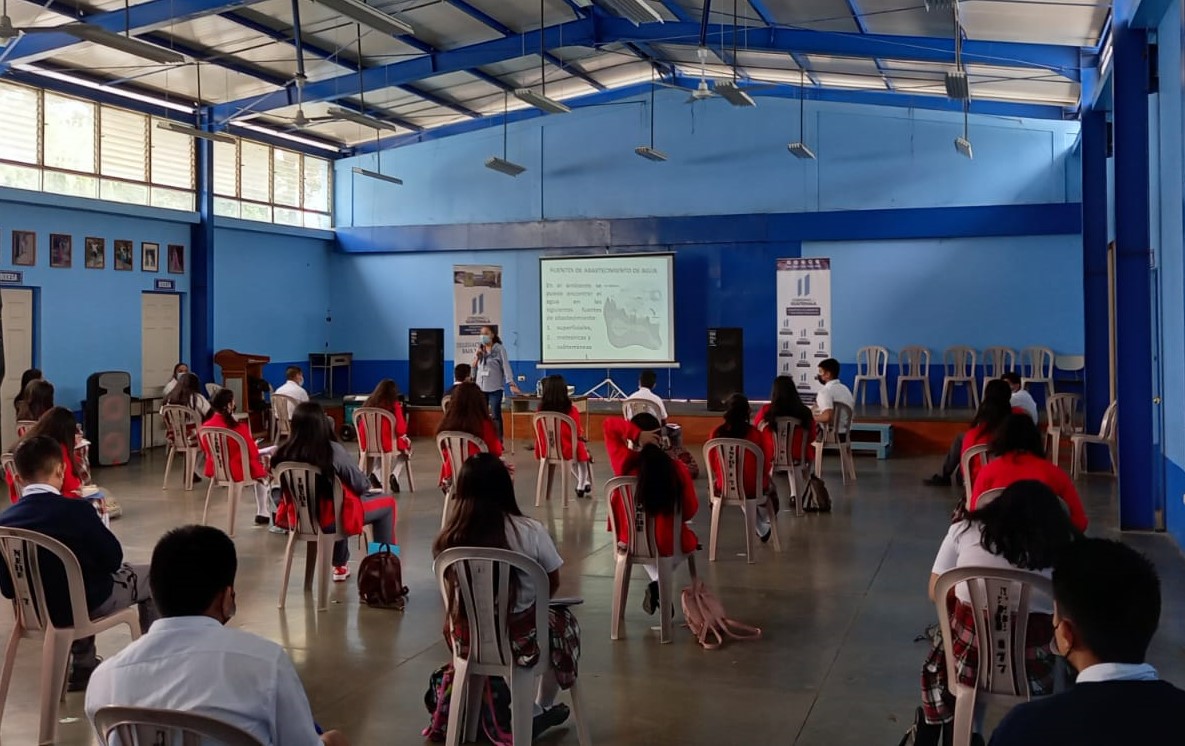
680,578 -> 762,650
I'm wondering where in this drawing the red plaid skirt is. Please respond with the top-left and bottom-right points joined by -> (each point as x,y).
921,599 -> 1054,725
447,604 -> 581,689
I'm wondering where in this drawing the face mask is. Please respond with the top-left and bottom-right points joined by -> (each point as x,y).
815,375 -> 825,384
176,372 -> 186,381
480,335 -> 491,345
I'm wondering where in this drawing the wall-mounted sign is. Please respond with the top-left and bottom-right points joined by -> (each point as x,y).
0,271 -> 24,284
155,279 -> 176,291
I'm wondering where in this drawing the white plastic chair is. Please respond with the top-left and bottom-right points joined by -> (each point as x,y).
353,407 -> 415,493
621,398 -> 663,421
198,426 -> 253,537
815,401 -> 856,484
758,416 -> 813,517
433,547 -> 591,746
853,346 -> 890,407
895,346 -> 933,409
932,567 -> 1057,746
941,347 -> 980,411
960,444 -> 991,507
532,412 -> 578,508
160,405 -> 202,491
204,382 -> 223,399
605,476 -> 691,644
436,431 -> 488,528
1070,400 -> 1118,479
1044,393 -> 1082,466
94,706 -> 263,746
0,527 -> 143,745
973,487 -> 1006,509
1020,347 -> 1056,398
273,462 -> 350,612
980,347 -> 1017,399
703,438 -> 781,563
14,420 -> 35,439
271,394 -> 296,445
441,395 -> 452,413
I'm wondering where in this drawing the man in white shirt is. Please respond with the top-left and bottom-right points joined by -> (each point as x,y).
1001,372 -> 1040,424
273,366 -> 310,419
628,370 -> 668,422
814,358 -> 855,425
85,525 -> 348,746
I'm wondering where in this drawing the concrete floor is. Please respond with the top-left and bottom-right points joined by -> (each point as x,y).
1,440 -> 1183,745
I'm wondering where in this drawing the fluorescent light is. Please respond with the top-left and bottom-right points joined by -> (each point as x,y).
924,0 -> 957,10
158,121 -> 236,144
787,142 -> 816,160
514,88 -> 570,114
485,156 -> 526,176
598,0 -> 664,25
352,167 -> 403,185
308,0 -> 413,36
326,106 -> 400,132
944,70 -> 970,100
231,121 -> 345,154
714,82 -> 756,107
955,137 -> 973,159
634,145 -> 667,161
67,24 -> 186,65
13,64 -> 195,113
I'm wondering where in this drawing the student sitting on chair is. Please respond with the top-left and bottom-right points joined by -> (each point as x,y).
430,454 -> 578,738
923,380 -> 1014,488
709,394 -> 778,543
603,412 -> 698,616
15,378 -> 54,422
85,525 -> 349,746
162,362 -> 189,396
7,407 -> 87,503
435,382 -> 504,490
989,538 -> 1185,746
0,436 -> 158,692
445,363 -> 471,398
274,366 -> 310,412
200,389 -> 272,528
814,358 -> 854,426
756,375 -> 818,462
629,370 -> 668,422
535,375 -> 592,498
12,367 -> 43,415
357,378 -> 412,491
1001,372 -> 1039,424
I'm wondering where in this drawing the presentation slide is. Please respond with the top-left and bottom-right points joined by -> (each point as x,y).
540,253 -> 676,366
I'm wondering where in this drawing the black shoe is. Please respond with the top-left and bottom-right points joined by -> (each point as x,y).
533,704 -> 570,737
68,657 -> 101,692
642,580 -> 659,616
759,526 -> 772,544
368,473 -> 382,489
254,514 -> 270,526
389,475 -> 401,494
922,474 -> 951,487
191,473 -> 202,484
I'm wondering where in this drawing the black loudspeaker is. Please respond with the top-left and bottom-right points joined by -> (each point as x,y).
85,371 -> 131,466
707,328 -> 744,411
409,328 -> 445,406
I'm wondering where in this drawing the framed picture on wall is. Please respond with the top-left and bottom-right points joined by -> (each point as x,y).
142,242 -> 159,272
11,231 -> 35,266
49,233 -> 71,268
167,244 -> 184,274
114,240 -> 133,271
84,236 -> 105,269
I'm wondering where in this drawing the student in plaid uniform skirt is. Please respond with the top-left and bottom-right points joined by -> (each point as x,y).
914,481 -> 1080,742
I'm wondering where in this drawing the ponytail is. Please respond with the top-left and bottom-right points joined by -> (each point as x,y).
209,388 -> 238,429
719,393 -> 752,439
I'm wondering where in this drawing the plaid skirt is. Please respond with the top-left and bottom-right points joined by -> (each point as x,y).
447,604 -> 581,689
921,599 -> 1054,725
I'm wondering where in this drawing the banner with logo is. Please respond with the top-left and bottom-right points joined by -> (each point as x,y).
453,265 -> 503,362
776,258 -> 832,402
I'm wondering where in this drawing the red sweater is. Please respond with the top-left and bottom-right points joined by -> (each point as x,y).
708,423 -> 773,497
754,404 -> 817,461
971,452 -> 1087,531
6,444 -> 82,504
603,417 -> 698,555
534,405 -> 590,462
200,416 -> 267,481
438,419 -> 502,484
357,402 -> 410,454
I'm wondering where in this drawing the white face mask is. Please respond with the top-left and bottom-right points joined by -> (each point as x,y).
176,372 -> 186,381
480,334 -> 491,345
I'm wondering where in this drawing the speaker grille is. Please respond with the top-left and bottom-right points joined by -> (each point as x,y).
86,371 -> 131,466
409,328 -> 444,406
706,328 -> 743,411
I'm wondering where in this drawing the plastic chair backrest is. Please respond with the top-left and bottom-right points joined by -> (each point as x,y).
899,346 -> 930,377
1054,355 -> 1086,375
944,346 -> 977,377
273,461 -> 344,539
856,346 -> 889,377
433,547 -> 550,673
271,394 -> 296,434
975,487 -> 1006,508
441,395 -> 451,413
1099,400 -> 1119,440
353,406 -> 397,457
621,397 -> 663,422
605,475 -> 684,563
205,383 -> 223,399
14,420 -> 35,439
0,526 -> 92,634
533,412 -> 578,464
1022,347 -> 1055,379
198,426 -> 252,485
160,405 -> 199,446
960,444 -> 990,487
933,567 -> 1052,698
93,706 -> 264,746
819,402 -> 854,445
982,347 -> 1016,378
760,416 -> 811,469
435,431 -> 489,475
1046,394 -> 1080,432
703,437 -> 765,503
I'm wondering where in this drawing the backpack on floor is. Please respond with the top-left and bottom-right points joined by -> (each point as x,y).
681,578 -> 761,650
803,475 -> 832,513
423,663 -> 512,744
669,446 -> 700,479
357,544 -> 409,609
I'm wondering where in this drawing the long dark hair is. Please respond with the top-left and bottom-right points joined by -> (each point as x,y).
716,393 -> 752,439
364,379 -> 402,410
24,407 -> 79,471
481,325 -> 502,346
207,389 -> 238,429
165,372 -> 202,407
438,382 -> 491,439
764,375 -> 813,428
538,375 -> 572,414
16,380 -> 54,421
970,380 -> 1014,431
434,453 -> 522,556
968,480 -> 1079,570
274,401 -> 336,475
13,368 -> 43,411
990,413 -> 1045,459
635,443 -> 681,516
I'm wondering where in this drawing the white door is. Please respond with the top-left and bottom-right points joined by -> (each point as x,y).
142,293 -> 181,448
1,288 -> 35,447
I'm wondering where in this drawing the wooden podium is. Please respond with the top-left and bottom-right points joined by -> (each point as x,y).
213,349 -> 271,436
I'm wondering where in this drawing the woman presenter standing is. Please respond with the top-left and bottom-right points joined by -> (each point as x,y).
474,325 -> 521,440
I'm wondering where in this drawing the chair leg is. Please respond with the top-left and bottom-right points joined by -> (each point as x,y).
535,459 -> 547,507
227,483 -> 241,538
765,499 -> 782,552
970,382 -> 981,410
1071,441 -> 1082,479
894,379 -> 904,409
509,668 -> 535,746
951,689 -> 977,746
656,559 -> 673,644
940,379 -> 950,411
303,541 -> 317,591
741,500 -> 757,564
278,531 -> 298,609
1109,443 -> 1119,476
461,671 -> 484,743
0,624 -> 21,725
814,444 -> 824,478
610,555 -> 630,641
184,449 -> 197,491
444,660 -> 471,746
843,444 -> 857,483
316,537 -> 333,612
161,446 -> 176,489
201,479 -> 215,525
381,454 -> 393,492
923,380 -> 934,410
879,379 -> 889,408
38,630 -> 71,745
708,497 -> 723,562
771,473 -> 791,516
400,453 -> 415,492
568,680 -> 592,746
560,459 -> 570,507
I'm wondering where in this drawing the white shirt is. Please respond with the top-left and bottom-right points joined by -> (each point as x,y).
85,616 -> 322,746
504,515 -> 563,612
815,379 -> 855,414
1076,662 -> 1159,683
1011,389 -> 1039,424
931,521 -> 1053,612
628,388 -> 668,420
274,380 -> 310,417
21,483 -> 60,496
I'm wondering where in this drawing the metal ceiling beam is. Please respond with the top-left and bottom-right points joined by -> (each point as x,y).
841,0 -> 894,90
657,1 -> 694,23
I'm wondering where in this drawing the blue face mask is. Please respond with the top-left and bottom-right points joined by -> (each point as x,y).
480,334 -> 491,345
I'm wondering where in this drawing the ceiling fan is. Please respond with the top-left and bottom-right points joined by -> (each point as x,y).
0,0 -> 184,64
655,0 -> 767,107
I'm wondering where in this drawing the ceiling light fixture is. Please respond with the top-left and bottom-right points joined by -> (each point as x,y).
326,105 -> 400,131
787,68 -> 816,160
955,136 -> 973,158
598,0 -> 664,25
486,91 -> 527,176
923,0 -> 957,10
13,63 -> 195,112
230,120 -> 344,153
787,142 -> 816,160
634,146 -> 668,161
513,87 -> 570,114
352,166 -> 403,185
714,81 -> 755,107
158,120 -> 236,144
68,24 -> 186,64
308,0 -> 413,36
944,69 -> 969,100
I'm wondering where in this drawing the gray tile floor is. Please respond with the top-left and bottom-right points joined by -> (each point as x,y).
1,440 -> 1183,745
